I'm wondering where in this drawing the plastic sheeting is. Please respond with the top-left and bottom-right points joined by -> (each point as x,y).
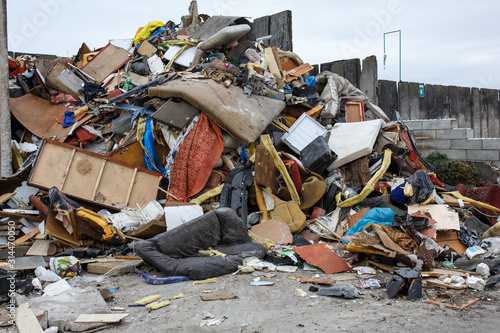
314,71 -> 389,123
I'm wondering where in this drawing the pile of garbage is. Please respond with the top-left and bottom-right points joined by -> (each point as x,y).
3,1 -> 500,331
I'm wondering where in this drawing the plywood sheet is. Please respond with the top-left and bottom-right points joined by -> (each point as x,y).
29,140 -> 163,210
81,44 -> 132,83
9,94 -> 93,142
26,240 -> 51,256
16,303 -> 44,333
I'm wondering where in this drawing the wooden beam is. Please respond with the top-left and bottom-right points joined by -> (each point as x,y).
13,226 -> 39,245
15,303 -> 44,333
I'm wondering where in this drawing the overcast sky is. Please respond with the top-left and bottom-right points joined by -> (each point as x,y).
6,0 -> 500,89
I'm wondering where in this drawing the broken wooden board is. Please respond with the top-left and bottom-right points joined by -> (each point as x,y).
200,291 -> 237,301
0,193 -> 15,205
15,303 -> 44,333
29,139 -> 163,210
284,63 -> 313,82
13,226 -> 39,245
126,219 -> 166,239
11,255 -> 46,271
296,276 -> 334,284
137,40 -> 157,57
264,47 -> 284,89
424,278 -> 467,289
44,208 -> 81,246
25,240 -> 51,256
294,243 -> 351,274
441,193 -> 471,208
9,93 -> 93,142
74,313 -> 129,323
436,230 -> 467,256
81,44 -> 132,83
86,259 -> 141,276
421,268 -> 479,278
425,298 -> 480,310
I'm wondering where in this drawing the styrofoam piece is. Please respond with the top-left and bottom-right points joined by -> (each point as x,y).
326,119 -> 385,171
280,113 -> 326,154
164,45 -> 197,68
147,54 -> 164,74
164,205 -> 204,230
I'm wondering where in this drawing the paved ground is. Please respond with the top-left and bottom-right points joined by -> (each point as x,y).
86,269 -> 500,333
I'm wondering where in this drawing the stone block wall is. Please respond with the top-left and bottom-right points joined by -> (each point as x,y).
404,119 -> 500,162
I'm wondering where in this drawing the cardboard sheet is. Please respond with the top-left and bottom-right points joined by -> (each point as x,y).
81,44 -> 132,83
10,94 -> 93,142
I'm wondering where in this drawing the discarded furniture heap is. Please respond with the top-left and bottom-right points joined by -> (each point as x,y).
3,1 -> 500,331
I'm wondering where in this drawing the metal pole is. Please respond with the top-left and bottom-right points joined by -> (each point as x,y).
0,0 -> 12,177
383,30 -> 401,82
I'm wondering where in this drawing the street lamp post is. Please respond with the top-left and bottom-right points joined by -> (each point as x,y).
383,30 -> 401,82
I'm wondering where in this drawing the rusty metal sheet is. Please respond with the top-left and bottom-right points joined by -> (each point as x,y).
294,243 -> 351,274
9,93 -> 93,142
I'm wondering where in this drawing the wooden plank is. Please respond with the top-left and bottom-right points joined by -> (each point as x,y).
81,44 -> 132,83
92,159 -> 107,200
13,226 -> 39,245
424,278 -> 466,289
426,298 -> 480,310
124,168 -> 138,207
11,255 -> 46,270
15,303 -> 44,333
285,63 -> 313,82
60,149 -> 76,190
471,88 -> 481,138
264,47 -> 284,89
87,260 -> 131,275
409,82 -> 421,120
0,192 -> 15,205
458,87 -> 472,129
74,313 -> 129,323
25,240 -> 51,256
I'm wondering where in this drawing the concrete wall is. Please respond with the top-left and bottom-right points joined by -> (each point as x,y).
404,119 -> 500,162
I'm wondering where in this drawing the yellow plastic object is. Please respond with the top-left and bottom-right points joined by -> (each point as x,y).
192,278 -> 216,285
336,149 -> 392,208
135,294 -> 161,305
145,300 -> 170,310
75,208 -> 125,241
444,191 -> 500,212
164,40 -> 199,72
260,134 -> 300,204
134,21 -> 165,44
248,230 -> 275,250
190,184 -> 223,205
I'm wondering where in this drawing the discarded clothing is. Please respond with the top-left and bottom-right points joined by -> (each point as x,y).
168,112 -> 224,202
